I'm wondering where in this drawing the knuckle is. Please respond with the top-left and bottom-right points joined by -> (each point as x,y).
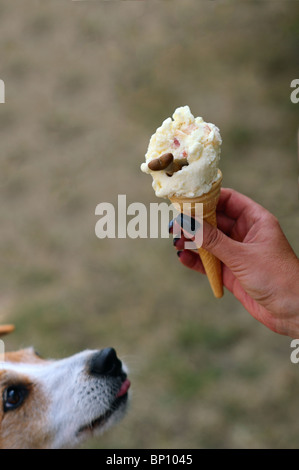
263,210 -> 279,227
204,226 -> 222,250
270,214 -> 280,228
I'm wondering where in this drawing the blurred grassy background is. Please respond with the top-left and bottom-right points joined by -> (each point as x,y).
0,0 -> 298,449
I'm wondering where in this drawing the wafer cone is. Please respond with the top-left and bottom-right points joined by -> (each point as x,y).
169,170 -> 223,298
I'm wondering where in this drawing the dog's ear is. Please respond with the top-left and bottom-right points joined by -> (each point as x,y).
0,324 -> 15,337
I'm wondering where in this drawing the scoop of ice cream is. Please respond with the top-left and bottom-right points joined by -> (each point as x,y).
141,105 -> 222,198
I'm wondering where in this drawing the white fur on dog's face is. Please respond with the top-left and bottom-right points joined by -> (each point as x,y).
0,348 -> 130,449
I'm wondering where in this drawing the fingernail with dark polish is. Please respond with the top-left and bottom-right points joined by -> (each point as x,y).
177,214 -> 201,237
176,250 -> 183,258
169,219 -> 174,233
173,237 -> 180,246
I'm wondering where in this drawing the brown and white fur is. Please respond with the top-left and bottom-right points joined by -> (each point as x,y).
0,325 -> 130,449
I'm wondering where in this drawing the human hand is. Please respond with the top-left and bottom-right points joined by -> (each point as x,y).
171,188 -> 299,337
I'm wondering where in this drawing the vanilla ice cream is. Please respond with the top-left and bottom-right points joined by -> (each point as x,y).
141,106 -> 222,198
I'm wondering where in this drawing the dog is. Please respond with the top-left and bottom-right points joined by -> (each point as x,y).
0,325 -> 130,449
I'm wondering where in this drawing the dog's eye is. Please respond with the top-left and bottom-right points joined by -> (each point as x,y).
3,386 -> 28,412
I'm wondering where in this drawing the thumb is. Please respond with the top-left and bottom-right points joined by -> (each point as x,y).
201,220 -> 240,266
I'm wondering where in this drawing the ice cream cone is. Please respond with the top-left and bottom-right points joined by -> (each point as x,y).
169,170 -> 223,298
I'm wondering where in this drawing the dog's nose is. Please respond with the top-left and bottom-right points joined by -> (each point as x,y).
89,348 -> 123,377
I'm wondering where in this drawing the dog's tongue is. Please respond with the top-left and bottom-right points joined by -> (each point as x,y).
116,379 -> 131,398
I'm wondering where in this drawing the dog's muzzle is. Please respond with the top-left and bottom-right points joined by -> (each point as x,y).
89,347 -> 124,378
